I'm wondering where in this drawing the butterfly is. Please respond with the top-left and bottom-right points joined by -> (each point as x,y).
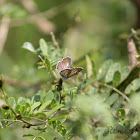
56,57 -> 83,80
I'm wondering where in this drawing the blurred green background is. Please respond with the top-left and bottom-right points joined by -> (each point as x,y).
0,0 -> 138,139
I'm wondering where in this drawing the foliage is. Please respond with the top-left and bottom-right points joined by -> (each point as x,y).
0,37 -> 140,140
0,0 -> 140,140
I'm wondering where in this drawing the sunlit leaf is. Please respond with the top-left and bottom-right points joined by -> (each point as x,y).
97,60 -> 113,81
86,55 -> 92,78
105,63 -> 120,83
22,42 -> 37,54
44,91 -> 54,102
39,38 -> 48,56
120,66 -> 130,82
17,97 -> 26,105
46,104 -> 64,118
20,105 -> 25,114
37,100 -> 52,112
91,59 -> 97,79
8,97 -> 16,108
30,102 -> 41,113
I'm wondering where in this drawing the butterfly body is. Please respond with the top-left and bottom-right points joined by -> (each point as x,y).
56,57 -> 83,80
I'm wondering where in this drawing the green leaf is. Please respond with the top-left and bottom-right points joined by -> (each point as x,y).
112,96 -> 124,110
37,100 -> 52,112
23,134 -> 34,137
130,117 -> 137,129
32,95 -> 41,103
125,78 -> 140,94
34,112 -> 46,120
0,121 -> 3,128
37,136 -> 45,140
97,60 -> 113,81
91,59 -> 97,79
44,91 -> 54,102
46,104 -> 64,118
101,92 -> 110,101
86,55 -> 92,78
30,102 -> 41,113
20,105 -> 25,114
113,70 -> 121,87
56,121 -> 66,136
105,63 -> 120,83
8,97 -> 16,108
49,115 -> 71,122
80,80 -> 94,89
118,108 -> 125,120
45,58 -> 51,72
18,97 -> 26,105
22,42 -> 36,54
24,103 -> 31,115
10,111 -> 16,120
36,90 -> 44,101
39,38 -> 48,56
132,78 -> 140,91
120,66 -> 130,82
15,105 -> 20,114
1,108 -> 9,119
125,84 -> 131,94
106,93 -> 118,106
38,66 -> 46,69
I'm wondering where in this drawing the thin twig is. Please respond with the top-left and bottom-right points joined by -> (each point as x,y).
20,0 -> 55,34
0,17 -> 10,55
50,32 -> 60,49
10,2 -> 68,28
97,82 -> 130,102
127,37 -> 138,70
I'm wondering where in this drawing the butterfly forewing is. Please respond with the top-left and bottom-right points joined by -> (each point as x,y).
60,67 -> 83,78
61,57 -> 71,69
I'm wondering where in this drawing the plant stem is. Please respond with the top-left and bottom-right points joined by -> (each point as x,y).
97,82 -> 130,102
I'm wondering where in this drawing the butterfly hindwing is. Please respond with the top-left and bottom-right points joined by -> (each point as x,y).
56,61 -> 63,73
60,67 -> 83,78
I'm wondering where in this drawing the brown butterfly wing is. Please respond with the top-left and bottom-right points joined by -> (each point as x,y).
60,67 -> 83,78
61,57 -> 71,69
56,61 -> 63,73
